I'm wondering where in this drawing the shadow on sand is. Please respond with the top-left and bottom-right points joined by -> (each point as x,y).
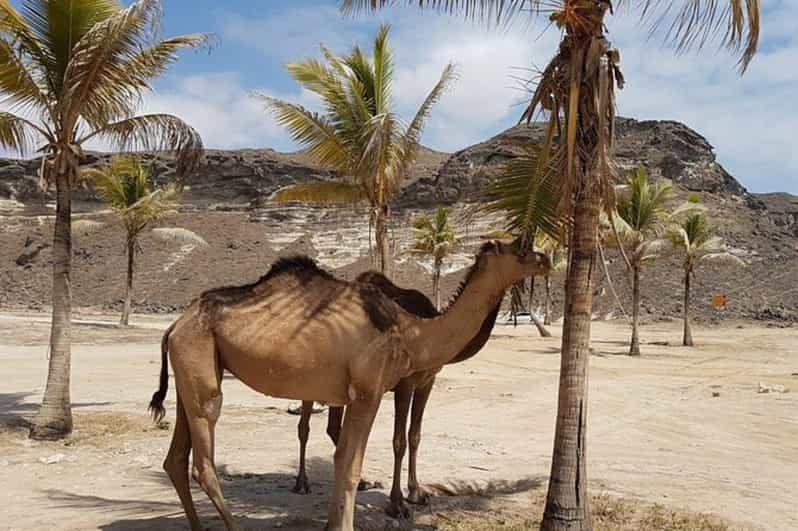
0,392 -> 112,432
42,455 -> 545,530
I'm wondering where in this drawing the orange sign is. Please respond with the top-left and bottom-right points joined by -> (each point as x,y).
712,294 -> 728,309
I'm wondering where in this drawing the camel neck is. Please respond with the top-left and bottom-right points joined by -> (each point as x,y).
407,269 -> 506,372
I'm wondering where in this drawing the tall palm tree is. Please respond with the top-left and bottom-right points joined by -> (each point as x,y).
342,1 -> 760,529
0,0 -> 204,440
610,165 -> 674,356
258,24 -> 456,277
81,156 -> 207,326
412,206 -> 455,310
669,212 -> 744,346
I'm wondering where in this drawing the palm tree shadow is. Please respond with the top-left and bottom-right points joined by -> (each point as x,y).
0,392 -> 114,434
41,454 -> 542,530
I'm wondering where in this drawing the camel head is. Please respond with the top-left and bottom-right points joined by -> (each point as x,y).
475,240 -> 550,286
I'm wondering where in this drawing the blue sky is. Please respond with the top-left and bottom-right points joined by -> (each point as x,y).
5,1 -> 797,194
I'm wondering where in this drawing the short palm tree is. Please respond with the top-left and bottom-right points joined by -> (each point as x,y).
343,2 -> 759,528
257,24 -> 456,278
669,212 -> 744,346
610,165 -> 674,356
412,206 -> 456,310
0,0 -> 204,439
81,157 -> 207,326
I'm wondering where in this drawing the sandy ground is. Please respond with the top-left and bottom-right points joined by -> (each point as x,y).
0,312 -> 796,530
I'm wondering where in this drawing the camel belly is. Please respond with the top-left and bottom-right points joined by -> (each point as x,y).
216,341 -> 353,405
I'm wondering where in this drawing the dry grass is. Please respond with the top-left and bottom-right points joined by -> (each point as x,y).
431,492 -> 736,531
0,411 -> 168,446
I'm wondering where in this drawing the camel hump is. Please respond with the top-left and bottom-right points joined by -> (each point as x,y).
356,271 -> 437,318
199,255 -> 332,308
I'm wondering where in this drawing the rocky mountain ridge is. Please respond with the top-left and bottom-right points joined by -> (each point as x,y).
1,118 -> 796,323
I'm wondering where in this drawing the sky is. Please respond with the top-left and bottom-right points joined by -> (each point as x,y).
3,0 -> 797,194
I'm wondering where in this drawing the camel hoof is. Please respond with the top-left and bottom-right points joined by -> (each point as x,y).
385,498 -> 412,520
407,488 -> 430,506
291,476 -> 311,494
357,479 -> 383,491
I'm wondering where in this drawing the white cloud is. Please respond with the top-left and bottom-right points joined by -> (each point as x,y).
2,1 -> 794,194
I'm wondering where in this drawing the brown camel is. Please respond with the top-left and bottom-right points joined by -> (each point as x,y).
148,241 -> 548,531
292,270 -> 502,519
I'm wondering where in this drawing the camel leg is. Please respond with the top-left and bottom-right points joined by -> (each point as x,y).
326,406 -> 344,445
406,378 -> 435,506
163,394 -> 202,531
326,396 -> 381,531
293,401 -> 314,494
386,381 -> 413,519
175,343 -> 240,531
327,406 -> 374,492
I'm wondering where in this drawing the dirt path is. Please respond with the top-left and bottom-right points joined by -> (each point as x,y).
0,314 -> 795,530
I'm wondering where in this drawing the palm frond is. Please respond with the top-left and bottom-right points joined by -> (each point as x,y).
398,62 -> 457,177
628,0 -> 761,72
0,110 -> 47,154
0,35 -> 49,113
151,227 -> 207,247
85,113 -> 202,178
261,24 -> 451,213
21,0 -> 121,96
486,141 -> 566,244
257,95 -> 352,175
340,0 -> 542,24
271,181 -> 365,204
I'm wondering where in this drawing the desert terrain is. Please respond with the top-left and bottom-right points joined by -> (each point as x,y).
1,312 -> 795,530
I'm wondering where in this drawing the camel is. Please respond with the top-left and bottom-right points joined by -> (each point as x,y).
148,240 -> 549,531
292,270 -> 502,519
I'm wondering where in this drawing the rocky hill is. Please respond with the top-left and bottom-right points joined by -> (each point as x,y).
1,118 -> 796,324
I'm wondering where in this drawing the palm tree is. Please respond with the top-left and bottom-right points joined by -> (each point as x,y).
412,206 -> 455,310
669,212 -> 744,346
81,157 -> 207,326
0,0 -> 204,440
257,24 -> 456,277
537,234 -> 567,326
610,165 -> 674,356
342,1 -> 760,529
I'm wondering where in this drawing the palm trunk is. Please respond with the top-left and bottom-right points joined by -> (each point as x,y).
683,267 -> 694,347
544,275 -> 553,325
433,257 -> 442,312
530,277 -> 552,337
120,236 -> 135,326
629,263 -> 641,356
374,205 -> 390,278
541,186 -> 598,531
30,171 -> 73,440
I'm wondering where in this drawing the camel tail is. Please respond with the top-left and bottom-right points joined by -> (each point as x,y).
148,322 -> 175,423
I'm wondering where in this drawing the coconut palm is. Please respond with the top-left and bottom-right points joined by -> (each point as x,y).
257,24 -> 456,278
343,1 -> 760,528
0,0 -> 204,440
81,157 -> 207,326
412,206 -> 456,310
669,212 -> 744,346
610,165 -> 674,356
